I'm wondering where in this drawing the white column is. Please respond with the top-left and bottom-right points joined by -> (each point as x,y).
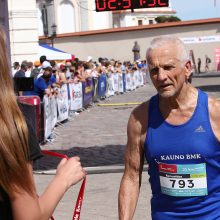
8,0 -> 39,64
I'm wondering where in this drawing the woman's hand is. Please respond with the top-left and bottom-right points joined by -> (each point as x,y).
56,157 -> 86,189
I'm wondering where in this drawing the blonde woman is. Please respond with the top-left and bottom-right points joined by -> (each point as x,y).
0,27 -> 86,220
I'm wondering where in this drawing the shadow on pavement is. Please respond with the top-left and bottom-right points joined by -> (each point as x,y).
34,145 -> 126,170
196,85 -> 220,93
193,72 -> 220,78
193,75 -> 220,78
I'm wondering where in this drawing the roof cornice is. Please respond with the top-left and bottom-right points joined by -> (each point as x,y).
39,18 -> 220,40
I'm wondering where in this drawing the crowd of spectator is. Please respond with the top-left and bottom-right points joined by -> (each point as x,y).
12,55 -> 148,100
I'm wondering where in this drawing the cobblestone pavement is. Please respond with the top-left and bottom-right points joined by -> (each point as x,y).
35,173 -> 152,220
35,72 -> 220,171
34,82 -> 157,170
34,72 -> 220,220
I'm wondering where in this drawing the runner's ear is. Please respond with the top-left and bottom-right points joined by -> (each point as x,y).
184,60 -> 192,79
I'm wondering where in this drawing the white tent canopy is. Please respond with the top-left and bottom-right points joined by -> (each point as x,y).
38,44 -> 72,60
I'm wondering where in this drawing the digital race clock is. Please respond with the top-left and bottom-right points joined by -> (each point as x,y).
95,0 -> 169,12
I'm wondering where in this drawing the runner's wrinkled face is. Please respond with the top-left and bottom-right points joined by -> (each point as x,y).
147,43 -> 189,98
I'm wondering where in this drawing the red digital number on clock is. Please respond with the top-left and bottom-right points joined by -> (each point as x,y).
108,0 -> 117,10
123,0 -> 132,9
95,0 -> 107,11
140,0 -> 167,6
95,0 -> 168,12
96,0 -> 132,11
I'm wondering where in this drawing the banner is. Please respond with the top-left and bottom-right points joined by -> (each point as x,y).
142,71 -> 147,84
106,74 -> 115,97
57,84 -> 69,122
113,73 -> 119,92
50,95 -> 57,129
125,73 -> 131,91
43,95 -> 53,140
134,70 -> 139,88
118,73 -> 124,93
92,77 -> 99,102
98,74 -> 107,98
122,73 -> 126,92
69,82 -> 83,111
132,72 -> 136,90
181,35 -> 220,44
82,78 -> 93,107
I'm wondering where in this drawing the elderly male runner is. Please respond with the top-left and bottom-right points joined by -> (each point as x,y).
118,36 -> 220,220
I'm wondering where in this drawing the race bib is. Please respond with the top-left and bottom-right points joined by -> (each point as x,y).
159,163 -> 208,197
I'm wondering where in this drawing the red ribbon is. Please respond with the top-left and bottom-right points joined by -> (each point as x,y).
41,150 -> 86,220
41,150 -> 69,159
72,178 -> 86,220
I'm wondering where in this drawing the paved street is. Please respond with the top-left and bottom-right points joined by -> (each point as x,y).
34,72 -> 220,220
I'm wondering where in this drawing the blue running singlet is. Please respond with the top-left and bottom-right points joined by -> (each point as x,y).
144,90 -> 220,220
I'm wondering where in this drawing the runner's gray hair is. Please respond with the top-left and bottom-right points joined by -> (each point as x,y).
146,36 -> 189,65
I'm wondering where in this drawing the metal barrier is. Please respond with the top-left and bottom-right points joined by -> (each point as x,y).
19,71 -> 148,143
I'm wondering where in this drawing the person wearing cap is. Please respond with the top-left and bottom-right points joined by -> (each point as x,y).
31,60 -> 41,78
30,61 -> 58,100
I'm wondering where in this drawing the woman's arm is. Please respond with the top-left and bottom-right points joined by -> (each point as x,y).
11,157 -> 85,220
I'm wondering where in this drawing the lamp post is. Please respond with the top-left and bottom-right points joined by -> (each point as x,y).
49,23 -> 57,47
40,0 -> 56,47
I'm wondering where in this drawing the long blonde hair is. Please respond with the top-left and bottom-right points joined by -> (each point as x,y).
0,27 -> 34,197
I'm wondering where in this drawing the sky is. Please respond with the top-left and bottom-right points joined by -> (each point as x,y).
170,0 -> 220,21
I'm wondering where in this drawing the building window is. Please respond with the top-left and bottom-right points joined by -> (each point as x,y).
138,20 -> 143,26
58,1 -> 75,34
149,20 -> 154,24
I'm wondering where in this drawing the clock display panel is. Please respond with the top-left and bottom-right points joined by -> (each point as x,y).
95,0 -> 169,12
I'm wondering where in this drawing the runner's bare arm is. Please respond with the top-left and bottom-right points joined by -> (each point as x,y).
208,97 -> 220,142
118,102 -> 147,220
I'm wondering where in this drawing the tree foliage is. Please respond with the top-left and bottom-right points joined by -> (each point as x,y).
155,16 -> 181,23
